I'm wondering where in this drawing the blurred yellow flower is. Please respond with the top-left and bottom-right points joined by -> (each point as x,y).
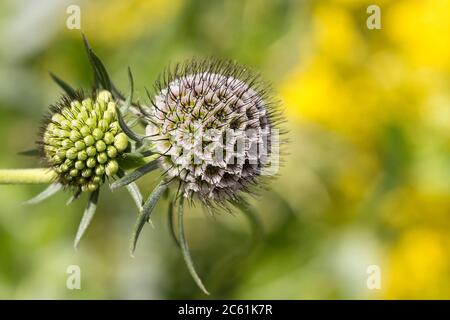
281,0 -> 447,146
281,0 -> 450,298
386,0 -> 450,69
386,228 -> 450,298
81,0 -> 183,45
313,5 -> 365,64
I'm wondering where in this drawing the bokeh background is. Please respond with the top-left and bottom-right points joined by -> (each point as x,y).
0,0 -> 449,299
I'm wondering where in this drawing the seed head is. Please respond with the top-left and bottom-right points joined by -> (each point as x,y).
39,90 -> 129,193
142,59 -> 281,206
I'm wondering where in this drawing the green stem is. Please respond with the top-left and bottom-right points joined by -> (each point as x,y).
0,153 -> 155,186
0,168 -> 57,184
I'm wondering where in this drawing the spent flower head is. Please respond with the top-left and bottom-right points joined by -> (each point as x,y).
114,58 -> 284,294
136,59 -> 282,207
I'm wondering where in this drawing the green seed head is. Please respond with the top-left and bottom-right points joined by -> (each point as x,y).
40,90 -> 129,193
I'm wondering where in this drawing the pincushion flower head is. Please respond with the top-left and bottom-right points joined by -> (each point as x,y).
146,60 -> 277,206
0,36 -> 283,295
113,59 -> 283,293
40,90 -> 128,194
0,36 -> 146,249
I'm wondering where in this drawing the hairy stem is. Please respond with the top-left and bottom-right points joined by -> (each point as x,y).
0,168 -> 56,184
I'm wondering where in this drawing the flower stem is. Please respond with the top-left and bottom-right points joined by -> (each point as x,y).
0,168 -> 57,184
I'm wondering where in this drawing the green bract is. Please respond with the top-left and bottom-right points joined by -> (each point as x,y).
41,90 -> 129,193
